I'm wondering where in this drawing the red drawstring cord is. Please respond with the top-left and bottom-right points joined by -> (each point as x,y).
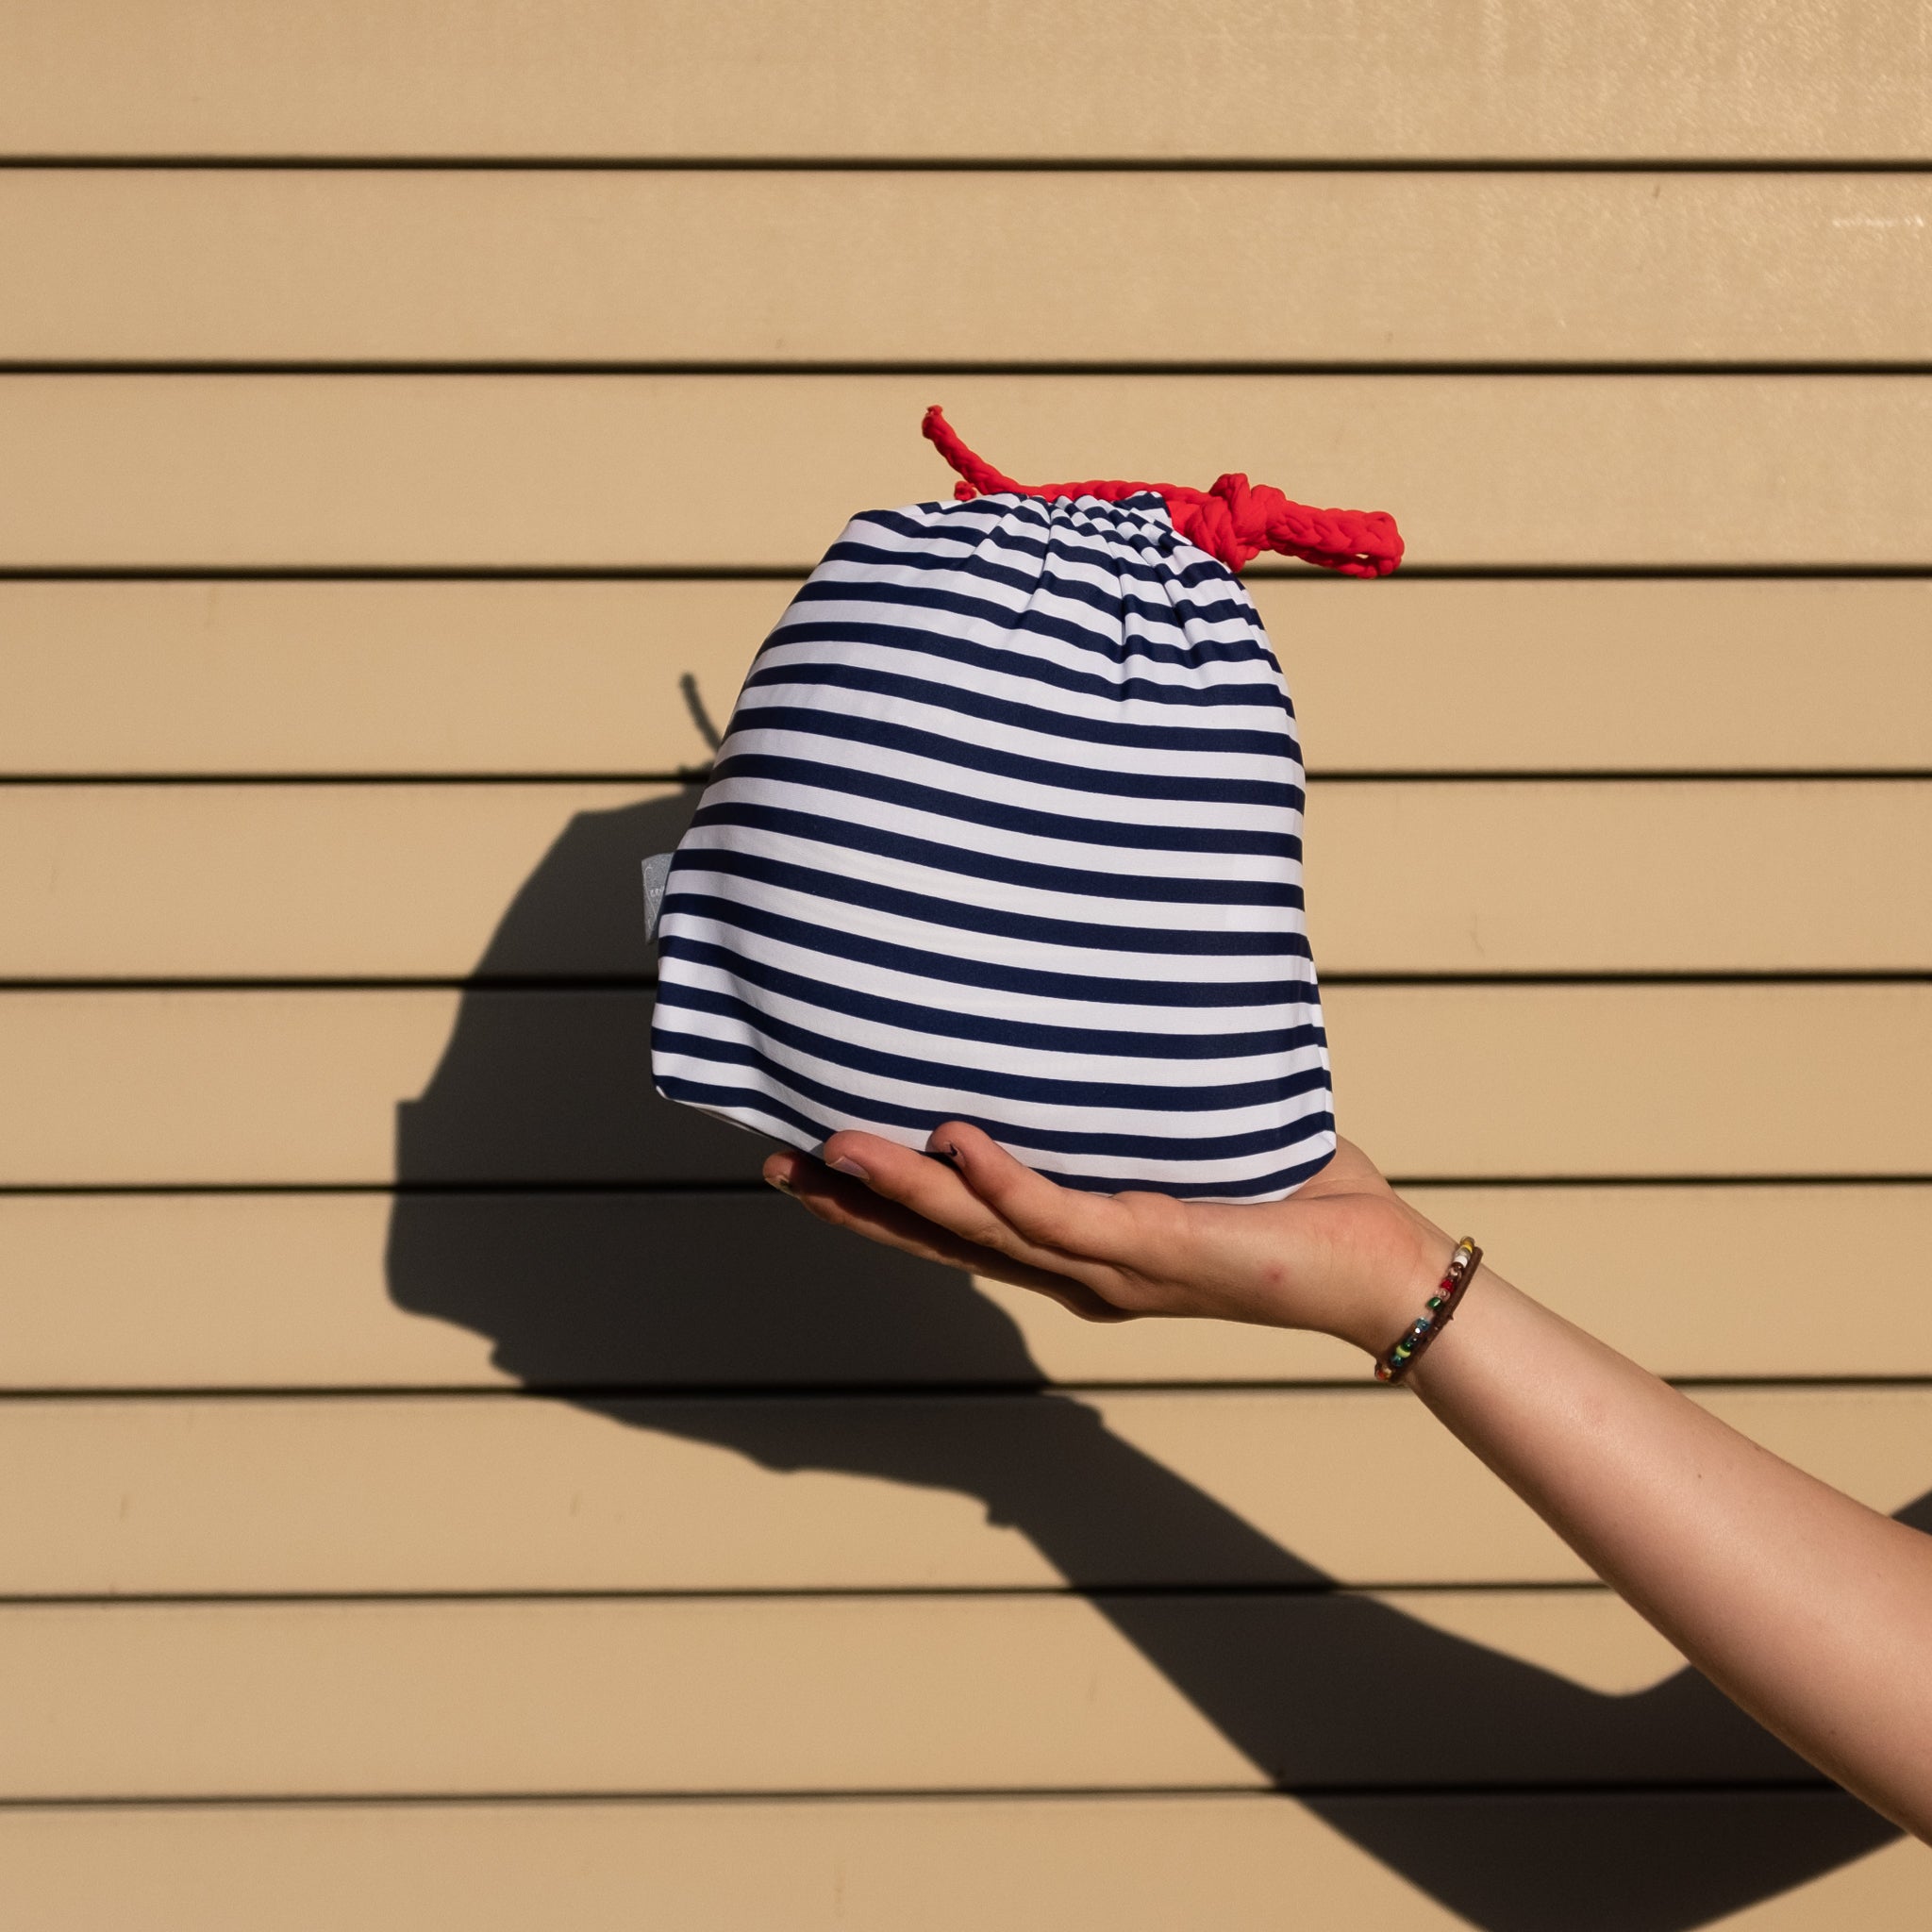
921,405 -> 1403,579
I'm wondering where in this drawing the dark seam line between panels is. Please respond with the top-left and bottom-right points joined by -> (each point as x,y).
0,1583 -> 1625,1607
0,1779 -> 1846,1818
2,155 -> 1931,174
8,770 -> 1932,791
0,1381 -> 1077,1404
4,971 -> 1927,991
0,975 -> 654,991
1257,564 -> 1932,581
8,360 -> 1932,377
5,565 -> 1932,584
1312,769 -> 1932,785
0,772 -> 720,788
8,1374 -> 1919,1404
1404,1173 -> 1932,1190
1659,1374 -> 1932,1391
1319,971 -> 1932,985
7,770 -> 1932,787
1407,1172 -> 1932,1188
6,1174 -> 1932,1200
0,566 -> 818,583
0,1181 -> 783,1199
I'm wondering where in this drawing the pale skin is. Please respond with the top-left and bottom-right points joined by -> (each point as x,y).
763,1123 -> 1932,1844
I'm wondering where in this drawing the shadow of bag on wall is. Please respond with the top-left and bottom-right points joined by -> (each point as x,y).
387,788 -> 1907,1932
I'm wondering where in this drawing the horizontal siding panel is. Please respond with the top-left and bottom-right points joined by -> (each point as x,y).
0,1589 -> 1827,1799
8,1184 -> 1932,1390
7,172 -> 1932,363
6,578 -> 1931,779
0,1793 -> 1491,1932
1325,982 -> 1932,1177
1274,578 -> 1932,776
1,984 -> 1924,1186
4,575 -> 1932,780
1305,779 -> 1932,972
8,778 -> 1928,978
0,782 -> 678,980
4,1792 -> 1923,1932
0,987 -> 744,1188
0,579 -> 783,778
3,375 -> 1930,569
5,1386 -> 1924,1596
4,1 -> 1929,159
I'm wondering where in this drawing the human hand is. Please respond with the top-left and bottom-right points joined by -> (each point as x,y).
762,1122 -> 1456,1357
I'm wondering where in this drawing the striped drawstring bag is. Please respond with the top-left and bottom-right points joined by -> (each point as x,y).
644,408 -> 1402,1202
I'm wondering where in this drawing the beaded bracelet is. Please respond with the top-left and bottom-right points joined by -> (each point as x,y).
1374,1238 -> 1483,1385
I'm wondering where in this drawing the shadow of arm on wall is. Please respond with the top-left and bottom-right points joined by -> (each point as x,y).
385,794 -> 1906,1932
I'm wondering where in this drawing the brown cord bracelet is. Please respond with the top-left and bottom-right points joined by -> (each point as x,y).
1374,1238 -> 1483,1385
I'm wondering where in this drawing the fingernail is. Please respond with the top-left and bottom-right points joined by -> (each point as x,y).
829,1155 -> 871,1181
765,1172 -> 795,1196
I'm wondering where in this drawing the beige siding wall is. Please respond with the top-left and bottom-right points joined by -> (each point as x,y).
2,7 -> 1927,1925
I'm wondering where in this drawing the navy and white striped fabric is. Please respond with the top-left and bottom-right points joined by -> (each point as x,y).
649,490 -> 1334,1202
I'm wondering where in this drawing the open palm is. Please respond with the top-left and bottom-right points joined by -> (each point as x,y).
765,1123 -> 1450,1355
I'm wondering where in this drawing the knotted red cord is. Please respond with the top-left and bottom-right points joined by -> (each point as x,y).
922,405 -> 1403,579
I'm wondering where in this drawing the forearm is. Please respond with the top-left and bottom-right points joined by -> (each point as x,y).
1376,1255 -> 1932,1840
770,1123 -> 1932,1832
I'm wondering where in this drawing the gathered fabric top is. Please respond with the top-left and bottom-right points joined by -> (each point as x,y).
921,405 -> 1404,580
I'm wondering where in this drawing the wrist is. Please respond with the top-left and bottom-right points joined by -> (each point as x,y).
1327,1212 -> 1463,1361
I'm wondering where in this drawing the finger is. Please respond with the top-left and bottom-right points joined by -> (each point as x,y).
924,1121 -> 1138,1265
771,1149 -> 1005,1271
815,1126 -> 1074,1273
769,1152 -> 1131,1322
